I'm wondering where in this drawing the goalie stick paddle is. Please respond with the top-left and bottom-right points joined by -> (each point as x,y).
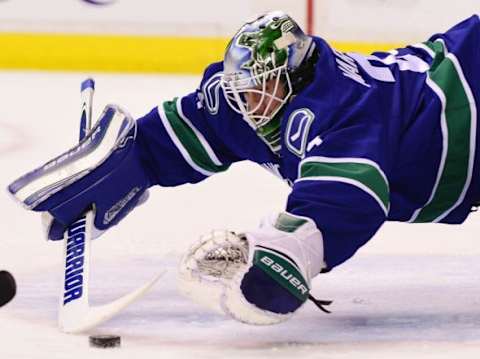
58,79 -> 165,334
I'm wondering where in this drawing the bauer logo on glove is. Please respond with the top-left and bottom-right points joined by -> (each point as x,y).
254,250 -> 309,300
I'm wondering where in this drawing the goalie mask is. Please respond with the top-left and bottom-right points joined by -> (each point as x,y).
221,11 -> 318,153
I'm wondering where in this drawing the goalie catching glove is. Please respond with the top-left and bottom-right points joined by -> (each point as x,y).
178,212 -> 329,325
8,105 -> 151,240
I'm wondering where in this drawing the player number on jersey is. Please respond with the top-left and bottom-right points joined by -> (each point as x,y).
352,51 -> 429,81
336,50 -> 430,86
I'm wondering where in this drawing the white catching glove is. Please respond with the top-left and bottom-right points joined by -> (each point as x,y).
178,212 -> 327,325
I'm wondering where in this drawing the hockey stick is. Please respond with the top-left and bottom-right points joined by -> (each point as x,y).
58,79 -> 165,334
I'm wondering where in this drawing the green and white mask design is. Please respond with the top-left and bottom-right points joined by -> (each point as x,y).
221,11 -> 314,153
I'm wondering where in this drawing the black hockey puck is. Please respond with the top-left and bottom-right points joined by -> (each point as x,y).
89,335 -> 121,348
0,270 -> 16,307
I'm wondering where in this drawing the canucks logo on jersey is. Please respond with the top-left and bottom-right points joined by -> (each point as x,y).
285,108 -> 315,158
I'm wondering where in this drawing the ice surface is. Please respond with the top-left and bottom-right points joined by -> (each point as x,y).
1,71 -> 479,358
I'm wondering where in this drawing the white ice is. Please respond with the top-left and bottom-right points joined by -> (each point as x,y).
1,71 -> 480,359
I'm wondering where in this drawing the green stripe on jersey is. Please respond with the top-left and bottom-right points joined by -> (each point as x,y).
299,159 -> 389,214
274,212 -> 308,233
410,40 -> 476,222
162,99 -> 229,175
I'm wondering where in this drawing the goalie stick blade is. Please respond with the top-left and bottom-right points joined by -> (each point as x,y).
59,269 -> 166,334
59,209 -> 165,334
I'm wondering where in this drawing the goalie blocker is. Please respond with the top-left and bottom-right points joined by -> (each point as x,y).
8,105 -> 151,241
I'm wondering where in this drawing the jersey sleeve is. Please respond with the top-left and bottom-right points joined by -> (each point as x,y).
286,122 -> 390,270
134,62 -> 245,187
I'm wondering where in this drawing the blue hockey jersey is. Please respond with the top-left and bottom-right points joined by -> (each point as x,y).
136,15 -> 480,270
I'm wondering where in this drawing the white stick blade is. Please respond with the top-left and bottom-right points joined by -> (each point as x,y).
60,270 -> 165,334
